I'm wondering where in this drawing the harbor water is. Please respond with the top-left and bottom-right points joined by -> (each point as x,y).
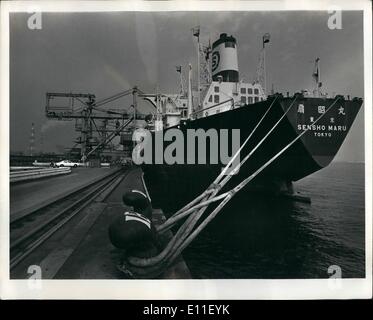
157,162 -> 365,279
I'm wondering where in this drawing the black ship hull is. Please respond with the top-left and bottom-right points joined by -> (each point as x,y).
142,96 -> 362,209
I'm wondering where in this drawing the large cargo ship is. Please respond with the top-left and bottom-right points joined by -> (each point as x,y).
139,31 -> 363,208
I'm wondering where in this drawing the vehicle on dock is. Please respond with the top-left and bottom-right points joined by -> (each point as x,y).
54,159 -> 81,168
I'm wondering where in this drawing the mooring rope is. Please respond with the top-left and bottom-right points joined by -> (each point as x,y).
157,192 -> 229,234
157,94 -> 282,234
154,95 -> 299,267
163,96 -> 342,268
157,93 -> 298,233
127,95 -> 283,270
211,95 -> 299,194
127,95 -> 281,268
126,95 -> 341,275
231,96 -> 341,194
217,95 -> 280,179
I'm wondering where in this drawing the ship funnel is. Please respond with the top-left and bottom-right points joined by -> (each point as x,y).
211,33 -> 239,83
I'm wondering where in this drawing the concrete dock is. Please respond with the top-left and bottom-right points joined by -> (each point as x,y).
10,166 -> 191,279
53,168 -> 191,279
10,167 -> 118,222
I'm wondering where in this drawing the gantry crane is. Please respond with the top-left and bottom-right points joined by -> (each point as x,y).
45,87 -> 149,162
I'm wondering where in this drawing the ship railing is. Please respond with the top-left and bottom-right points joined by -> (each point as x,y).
189,98 -> 234,119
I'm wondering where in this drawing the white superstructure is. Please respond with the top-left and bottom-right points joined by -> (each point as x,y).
141,32 -> 267,130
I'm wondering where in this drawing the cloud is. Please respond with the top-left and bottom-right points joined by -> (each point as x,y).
40,120 -> 71,134
134,13 -> 159,86
103,63 -> 131,89
10,11 -> 364,161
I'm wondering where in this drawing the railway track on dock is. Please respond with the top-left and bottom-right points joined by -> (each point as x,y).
10,168 -> 128,270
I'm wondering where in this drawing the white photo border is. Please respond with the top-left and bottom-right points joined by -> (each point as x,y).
0,0 -> 371,300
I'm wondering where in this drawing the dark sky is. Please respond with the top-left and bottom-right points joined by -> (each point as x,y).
10,11 -> 364,161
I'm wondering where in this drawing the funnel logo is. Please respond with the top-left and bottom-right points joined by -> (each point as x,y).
212,51 -> 220,72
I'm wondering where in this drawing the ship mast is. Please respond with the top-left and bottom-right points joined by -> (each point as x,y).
201,40 -> 212,87
255,33 -> 270,95
176,65 -> 186,96
187,64 -> 193,118
192,26 -> 201,109
155,87 -> 163,131
312,57 -> 322,97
